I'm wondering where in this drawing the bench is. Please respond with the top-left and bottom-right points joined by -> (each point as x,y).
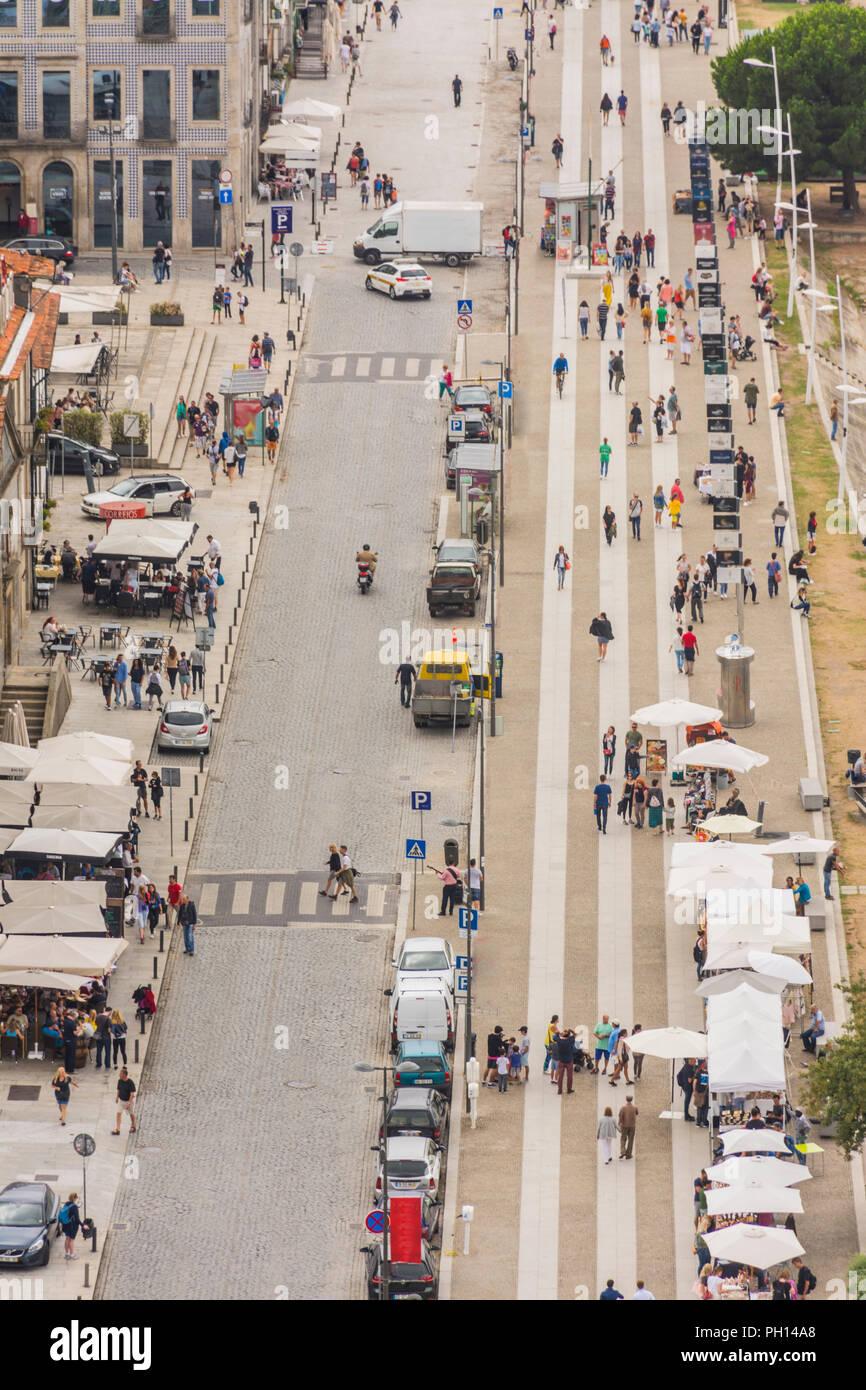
798,777 -> 824,812
830,185 -> 860,209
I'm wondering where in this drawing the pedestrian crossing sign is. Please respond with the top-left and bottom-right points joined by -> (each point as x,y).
406,839 -> 426,860
457,299 -> 473,315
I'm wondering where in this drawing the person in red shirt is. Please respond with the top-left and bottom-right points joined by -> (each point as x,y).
670,477 -> 685,503
166,875 -> 182,929
682,625 -> 699,675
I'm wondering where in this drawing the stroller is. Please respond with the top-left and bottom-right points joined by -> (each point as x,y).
132,983 -> 156,1024
733,335 -> 757,362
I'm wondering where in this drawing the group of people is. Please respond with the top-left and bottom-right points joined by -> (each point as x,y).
482,1024 -> 531,1091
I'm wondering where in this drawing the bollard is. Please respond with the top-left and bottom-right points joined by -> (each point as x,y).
197,759 -> 202,779
228,627 -> 233,646
220,664 -> 224,684
189,796 -> 194,819
84,1264 -> 90,1289
134,1038 -> 139,1064
159,928 -> 165,952
242,571 -> 247,590
139,1013 -> 145,1036
237,588 -> 242,608
184,821 -> 189,842
223,645 -> 229,664
214,685 -> 219,703
90,1224 -> 97,1253
153,955 -> 158,980
194,774 -> 199,796
233,607 -> 238,625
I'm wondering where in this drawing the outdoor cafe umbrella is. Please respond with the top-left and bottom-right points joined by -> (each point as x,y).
631,698 -> 722,726
0,902 -> 106,936
5,827 -> 123,866
0,880 -> 106,910
701,814 -> 763,838
705,1185 -> 804,1218
695,969 -> 783,997
25,753 -> 132,787
35,783 -> 135,812
281,97 -> 342,120
756,835 -> 836,858
704,1223 -> 804,1268
0,741 -> 39,777
29,804 -> 130,835
746,951 -> 812,985
0,933 -> 126,974
720,1128 -> 795,1156
1,701 -> 29,749
671,840 -> 767,870
0,799 -> 30,828
707,1155 -> 813,1187
670,740 -> 769,773
626,1026 -> 707,1120
38,732 -> 134,763
668,866 -> 772,896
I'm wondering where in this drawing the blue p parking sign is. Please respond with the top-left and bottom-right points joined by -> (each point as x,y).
271,204 -> 294,235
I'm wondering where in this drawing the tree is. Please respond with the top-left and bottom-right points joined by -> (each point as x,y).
710,4 -> 866,209
801,973 -> 866,1158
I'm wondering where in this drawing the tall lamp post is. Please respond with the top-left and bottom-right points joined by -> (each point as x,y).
744,50 -> 782,212
757,118 -> 801,320
440,816 -> 475,1114
354,1059 -> 418,1301
481,358 -> 505,585
98,93 -> 121,285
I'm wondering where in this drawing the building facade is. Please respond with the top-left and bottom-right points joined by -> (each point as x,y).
0,0 -> 293,254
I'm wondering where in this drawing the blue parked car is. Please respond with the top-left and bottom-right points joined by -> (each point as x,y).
394,1040 -> 452,1098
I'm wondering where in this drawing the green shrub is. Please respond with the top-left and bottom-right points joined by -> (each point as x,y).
150,302 -> 182,317
109,410 -> 149,448
61,410 -> 104,447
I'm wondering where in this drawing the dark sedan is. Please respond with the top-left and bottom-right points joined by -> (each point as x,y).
452,384 -> 493,414
3,234 -> 75,264
361,1239 -> 439,1300
0,1182 -> 61,1267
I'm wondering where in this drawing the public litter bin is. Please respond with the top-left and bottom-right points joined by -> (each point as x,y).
475,516 -> 489,547
443,838 -> 459,867
716,639 -> 755,728
495,651 -> 503,698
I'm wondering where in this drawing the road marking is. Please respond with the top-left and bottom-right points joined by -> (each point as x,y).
231,878 -> 252,916
331,890 -> 352,916
331,356 -> 346,377
517,3 -> 583,1302
266,879 -> 287,916
298,880 -> 319,916
380,356 -> 395,377
198,880 -> 220,915
404,357 -> 420,377
355,356 -> 371,377
364,881 -> 387,917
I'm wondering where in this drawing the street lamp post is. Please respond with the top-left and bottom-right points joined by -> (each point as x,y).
100,94 -> 120,285
441,818 -> 474,1114
481,358 -> 505,585
744,49 -> 782,212
354,1059 -> 419,1301
758,120 -> 802,321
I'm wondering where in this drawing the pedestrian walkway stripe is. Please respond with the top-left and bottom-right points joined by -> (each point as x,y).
265,879 -> 287,916
298,880 -> 318,917
198,880 -> 220,916
231,878 -> 252,916
184,872 -> 398,925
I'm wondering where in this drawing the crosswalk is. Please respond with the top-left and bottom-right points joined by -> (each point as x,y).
302,353 -> 441,384
184,870 -> 398,926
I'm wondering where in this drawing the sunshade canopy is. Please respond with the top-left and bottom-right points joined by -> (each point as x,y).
704,1223 -> 804,1268
756,835 -> 837,857
623,1025 -> 706,1059
631,698 -> 722,725
281,97 -> 342,120
746,951 -> 812,984
29,804 -> 130,834
35,783 -> 134,812
706,910 -> 808,949
0,881 -> 106,909
92,521 -> 196,564
6,827 -> 123,862
0,934 -> 125,973
50,343 -> 102,375
0,902 -> 106,936
26,754 -> 132,787
705,1185 -> 804,1217
38,732 -> 134,763
0,742 -> 39,776
707,1155 -> 813,1187
668,866 -> 773,895
0,967 -> 93,990
720,1128 -> 795,1156
671,739 -> 769,772
696,969 -> 784,997
671,841 -> 768,869
701,814 -> 763,836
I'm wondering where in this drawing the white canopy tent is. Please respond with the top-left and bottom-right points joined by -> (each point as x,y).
706,911 -> 809,949
703,886 -> 796,922
0,742 -> 40,777
0,901 -> 106,936
707,1155 -> 812,1187
49,343 -> 103,376
670,739 -> 769,773
25,755 -> 132,787
707,985 -> 785,1093
259,132 -> 321,165
0,934 -> 126,974
281,97 -> 342,120
5,827 -> 123,863
670,841 -> 769,870
704,1224 -> 805,1268
38,732 -> 134,762
668,865 -> 774,895
707,1039 -> 786,1092
696,969 -> 784,997
277,120 -> 323,142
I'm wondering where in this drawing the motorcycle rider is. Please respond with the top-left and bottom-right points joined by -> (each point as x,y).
356,543 -> 378,582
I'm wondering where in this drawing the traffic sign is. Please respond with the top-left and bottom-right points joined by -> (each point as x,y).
493,5 -> 503,15
366,1209 -> 387,1233
448,416 -> 465,438
219,188 -> 233,205
498,380 -> 513,399
289,241 -> 305,259
406,839 -> 426,860
457,299 -> 473,315
520,125 -> 530,139
455,954 -> 473,1000
410,791 -> 432,811
457,313 -> 472,331
271,204 -> 293,235
219,169 -> 233,184
122,413 -> 140,438
458,906 -> 478,936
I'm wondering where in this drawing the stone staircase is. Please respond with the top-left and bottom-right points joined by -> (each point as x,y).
295,5 -> 328,79
0,668 -> 50,744
140,326 -> 219,473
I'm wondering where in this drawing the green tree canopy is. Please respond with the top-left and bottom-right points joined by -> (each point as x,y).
801,973 -> 866,1158
711,3 -> 866,207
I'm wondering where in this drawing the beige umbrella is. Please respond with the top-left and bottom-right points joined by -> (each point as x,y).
35,783 -> 135,812
0,933 -> 126,973
707,1155 -> 812,1186
38,732 -> 134,762
2,701 -> 30,749
705,1185 -> 803,1218
701,814 -> 763,837
6,827 -> 123,863
704,1223 -> 804,1268
30,804 -> 130,835
695,970 -> 783,997
0,902 -> 106,935
0,741 -> 39,777
720,1128 -> 794,1156
1,881 -> 106,909
0,800 -> 31,829
25,753 -> 132,787
0,967 -> 96,1059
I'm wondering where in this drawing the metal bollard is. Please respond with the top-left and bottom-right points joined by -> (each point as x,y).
220,664 -> 224,684
159,928 -> 165,952
152,955 -> 158,980
242,571 -> 246,590
237,588 -> 242,607
90,1224 -> 97,1253
83,1263 -> 90,1289
233,606 -> 238,625
184,821 -> 189,842
134,1038 -> 139,1063
197,759 -> 203,779
139,1013 -> 145,1036
189,797 -> 194,819
194,774 -> 198,796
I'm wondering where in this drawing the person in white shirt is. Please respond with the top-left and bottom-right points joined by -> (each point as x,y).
632,1280 -> 656,1300
465,858 -> 482,907
707,1266 -> 724,1299
206,534 -> 222,571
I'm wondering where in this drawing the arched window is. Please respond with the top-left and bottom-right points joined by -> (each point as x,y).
42,159 -> 74,238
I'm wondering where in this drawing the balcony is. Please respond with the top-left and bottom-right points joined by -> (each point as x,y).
139,119 -> 176,144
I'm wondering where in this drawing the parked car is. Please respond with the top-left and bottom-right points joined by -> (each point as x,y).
81,474 -> 192,519
427,560 -> 481,618
393,1040 -> 452,1096
157,700 -> 213,753
394,936 -> 457,995
388,977 -> 455,1052
361,1239 -> 439,1300
0,1182 -> 61,1267
3,234 -> 75,264
375,1136 -> 443,1200
41,432 -> 120,478
433,538 -> 481,573
452,383 -> 493,415
364,260 -> 433,299
444,407 -> 493,458
380,1087 -> 449,1142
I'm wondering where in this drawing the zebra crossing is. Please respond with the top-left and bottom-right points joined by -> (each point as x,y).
185,870 -> 399,926
302,353 -> 442,384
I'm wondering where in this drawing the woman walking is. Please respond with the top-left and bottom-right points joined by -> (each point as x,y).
319,844 -> 342,898
129,656 -> 145,710
135,884 -> 150,944
670,625 -> 686,673
619,773 -> 636,823
149,771 -> 164,821
544,1015 -> 560,1081
597,1107 -> 619,1164
52,1067 -> 79,1126
553,544 -> 570,590
602,726 -> 616,775
165,644 -> 179,692
590,611 -> 613,661
633,777 -> 647,828
177,651 -> 191,698
145,663 -> 164,712
653,482 -> 666,525
110,1010 -> 128,1068
176,396 -> 187,437
602,505 -> 617,546
58,1192 -> 81,1260
578,299 -> 590,339
211,286 -> 223,324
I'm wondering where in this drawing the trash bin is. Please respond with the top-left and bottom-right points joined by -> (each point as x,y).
716,638 -> 755,728
495,651 -> 503,698
475,516 -> 489,547
443,838 -> 459,867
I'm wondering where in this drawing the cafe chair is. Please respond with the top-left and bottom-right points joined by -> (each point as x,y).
116,591 -> 136,619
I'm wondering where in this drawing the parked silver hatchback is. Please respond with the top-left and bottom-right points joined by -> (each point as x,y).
157,700 -> 213,752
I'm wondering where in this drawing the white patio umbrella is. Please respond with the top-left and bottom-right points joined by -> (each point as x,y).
671,841 -> 767,869
0,800 -> 30,828
38,732 -> 134,762
707,1155 -> 812,1186
0,881 -> 106,909
0,741 -> 39,777
704,1223 -> 804,1268
0,902 -> 106,936
707,912 -> 808,949
2,701 -> 30,749
704,887 -> 796,921
696,970 -> 783,997
277,120 -> 323,142
631,698 -> 722,725
25,753 -> 132,787
668,867 -> 772,896
705,1185 -> 803,1218
671,740 -> 769,773
6,827 -> 123,863
628,1026 -> 708,1120
756,835 -> 836,858
701,814 -> 763,837
29,804 -> 130,835
0,933 -> 126,973
281,97 -> 342,120
720,1128 -> 795,1156
746,951 -> 812,984
35,783 -> 135,812
704,943 -> 760,970
0,966 -> 96,1060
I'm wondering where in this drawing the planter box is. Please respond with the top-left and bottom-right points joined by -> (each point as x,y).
150,313 -> 184,326
113,442 -> 150,457
93,309 -> 124,325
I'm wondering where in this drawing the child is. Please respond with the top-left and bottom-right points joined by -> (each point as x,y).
496,1049 -> 510,1093
509,1043 -> 522,1084
665,798 -> 676,836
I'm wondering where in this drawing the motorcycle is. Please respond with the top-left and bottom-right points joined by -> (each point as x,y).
506,47 -> 518,70
357,561 -> 373,594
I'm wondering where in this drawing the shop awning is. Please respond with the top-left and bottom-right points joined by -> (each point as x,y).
50,343 -> 103,375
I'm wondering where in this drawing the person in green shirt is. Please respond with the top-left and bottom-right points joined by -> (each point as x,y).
594,1015 -> 613,1073
599,437 -> 612,478
656,302 -> 668,340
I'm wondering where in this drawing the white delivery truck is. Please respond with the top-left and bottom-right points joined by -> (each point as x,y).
353,200 -> 484,267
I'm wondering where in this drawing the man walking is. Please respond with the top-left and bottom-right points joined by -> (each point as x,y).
243,244 -> 254,287
113,655 -> 128,708
112,1067 -> 136,1135
612,350 -> 625,394
744,377 -> 759,424
261,331 -> 275,371
178,894 -> 198,955
682,624 -> 699,675
772,500 -> 789,546
823,844 -> 843,900
166,874 -> 182,928
689,575 -> 704,622
451,73 -> 463,106
767,551 -> 782,598
644,229 -> 656,267
593,774 -> 612,833
677,1058 -> 696,1120
629,493 -> 642,539
616,90 -> 628,125
395,660 -> 416,707
618,1095 -> 638,1157
599,437 -> 612,478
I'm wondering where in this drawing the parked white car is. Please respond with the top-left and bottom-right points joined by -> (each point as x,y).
375,1137 -> 443,1200
393,936 -> 457,995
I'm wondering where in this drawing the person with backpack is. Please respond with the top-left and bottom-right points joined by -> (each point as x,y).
431,862 -> 462,916
58,1193 -> 81,1260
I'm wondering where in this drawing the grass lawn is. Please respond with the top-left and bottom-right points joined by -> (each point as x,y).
735,0 -> 800,33
766,243 -> 866,979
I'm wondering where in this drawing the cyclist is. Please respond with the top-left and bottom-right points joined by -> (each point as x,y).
553,351 -> 569,395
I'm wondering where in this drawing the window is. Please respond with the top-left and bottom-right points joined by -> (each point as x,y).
191,0 -> 218,12
191,159 -> 221,249
191,70 -> 220,122
141,70 -> 171,140
42,160 -> 74,238
0,73 -> 17,140
42,0 -> 69,26
93,0 -> 120,15
93,70 -> 120,122
142,159 -> 172,246
93,159 -> 123,249
0,2 -> 18,29
43,71 -> 71,140
141,0 -> 170,35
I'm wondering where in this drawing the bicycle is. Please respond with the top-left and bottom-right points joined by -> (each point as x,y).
555,370 -> 565,398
